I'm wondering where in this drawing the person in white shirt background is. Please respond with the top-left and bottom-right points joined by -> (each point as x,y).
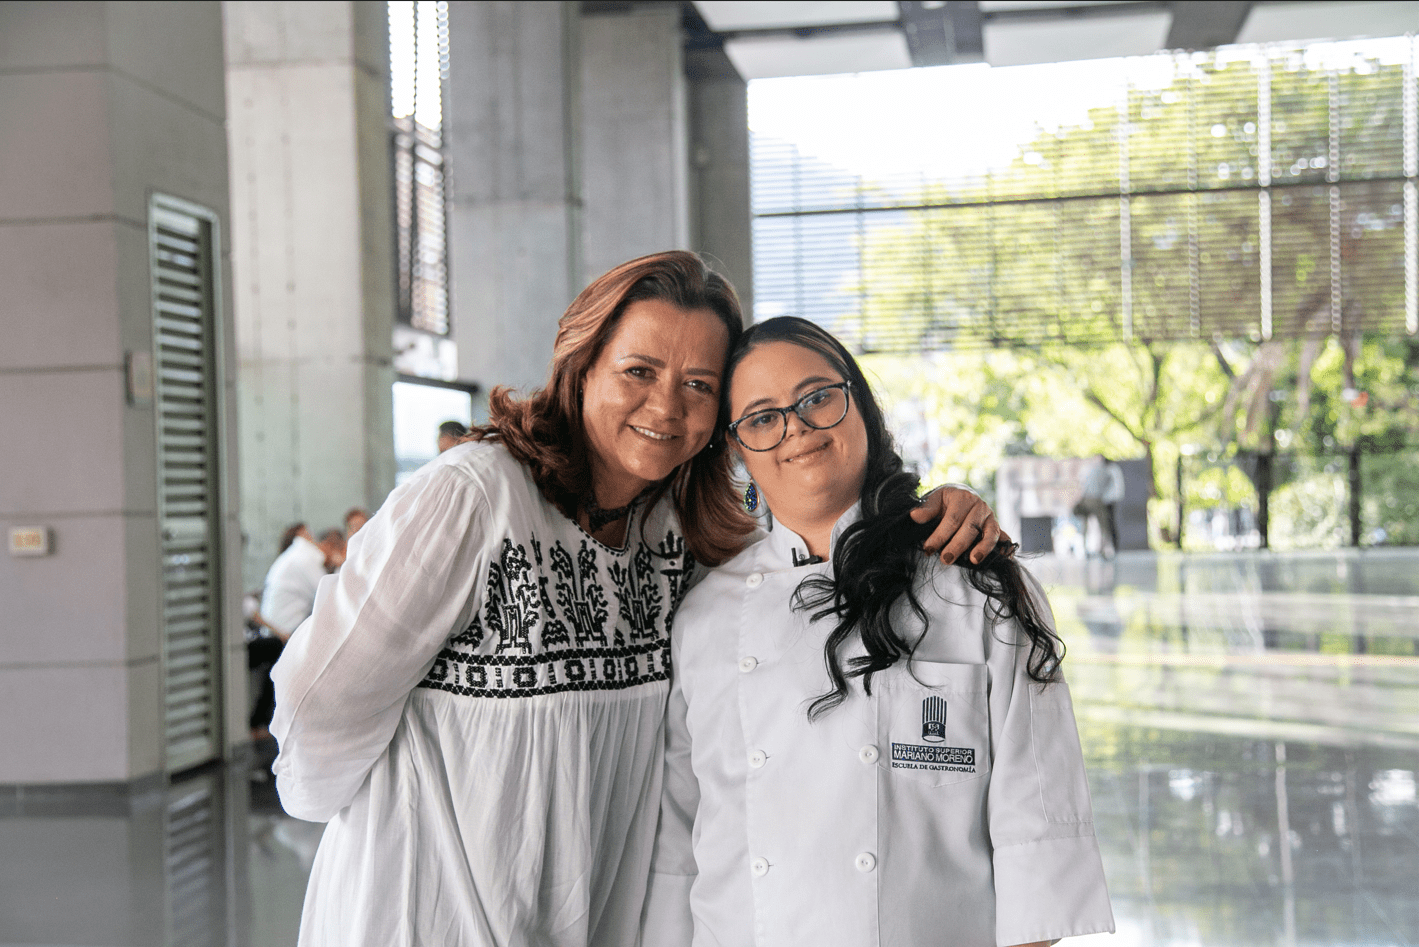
248,524 -> 346,740
644,316 -> 1114,947
266,252 -> 1007,947
261,524 -> 346,639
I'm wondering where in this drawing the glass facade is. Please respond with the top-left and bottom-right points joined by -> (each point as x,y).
751,39 -> 1419,350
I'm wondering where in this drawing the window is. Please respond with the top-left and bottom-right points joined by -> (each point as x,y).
390,0 -> 451,337
751,38 -> 1419,351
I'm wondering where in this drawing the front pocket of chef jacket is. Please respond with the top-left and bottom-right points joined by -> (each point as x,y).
880,661 -> 990,788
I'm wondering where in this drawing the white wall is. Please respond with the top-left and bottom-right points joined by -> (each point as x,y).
0,0 -> 242,782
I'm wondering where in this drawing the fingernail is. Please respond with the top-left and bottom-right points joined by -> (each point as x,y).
941,553 -> 954,565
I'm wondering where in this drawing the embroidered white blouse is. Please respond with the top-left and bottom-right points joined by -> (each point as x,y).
643,512 -> 1115,947
270,442 -> 695,947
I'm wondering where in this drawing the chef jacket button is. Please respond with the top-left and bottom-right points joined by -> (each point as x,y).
748,749 -> 768,769
739,655 -> 759,673
746,573 -> 764,588
855,852 -> 877,873
859,744 -> 880,764
751,856 -> 770,877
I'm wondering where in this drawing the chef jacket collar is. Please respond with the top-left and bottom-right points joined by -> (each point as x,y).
762,501 -> 863,572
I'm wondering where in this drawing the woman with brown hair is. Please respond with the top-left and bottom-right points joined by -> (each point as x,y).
270,252 -> 1001,946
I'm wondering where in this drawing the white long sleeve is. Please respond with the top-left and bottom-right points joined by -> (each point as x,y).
984,573 -> 1114,946
270,461 -> 490,822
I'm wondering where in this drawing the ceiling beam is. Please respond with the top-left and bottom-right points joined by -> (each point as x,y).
982,1 -> 1169,24
898,1 -> 984,67
1164,0 -> 1253,50
696,1 -> 1175,46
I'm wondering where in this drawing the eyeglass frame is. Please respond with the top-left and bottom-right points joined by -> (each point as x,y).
726,381 -> 854,452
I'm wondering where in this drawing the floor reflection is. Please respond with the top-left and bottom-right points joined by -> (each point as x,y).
1045,549 -> 1419,946
1,550 -> 1416,946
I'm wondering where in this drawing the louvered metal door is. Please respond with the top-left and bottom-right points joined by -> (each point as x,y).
150,195 -> 224,773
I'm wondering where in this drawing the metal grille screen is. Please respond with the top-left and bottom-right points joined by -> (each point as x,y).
391,0 -> 451,336
751,38 -> 1419,351
150,195 -> 223,774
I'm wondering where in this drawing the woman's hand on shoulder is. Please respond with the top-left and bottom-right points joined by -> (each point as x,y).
909,485 -> 1009,566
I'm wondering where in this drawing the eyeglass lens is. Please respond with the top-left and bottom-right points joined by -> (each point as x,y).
736,385 -> 849,451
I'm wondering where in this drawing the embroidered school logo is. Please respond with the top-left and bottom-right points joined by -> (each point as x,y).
890,742 -> 976,771
921,696 -> 947,743
890,696 -> 976,774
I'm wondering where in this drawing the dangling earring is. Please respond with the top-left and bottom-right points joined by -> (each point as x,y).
743,481 -> 760,514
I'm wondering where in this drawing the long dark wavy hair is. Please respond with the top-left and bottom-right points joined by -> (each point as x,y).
724,317 -> 1064,720
467,251 -> 755,566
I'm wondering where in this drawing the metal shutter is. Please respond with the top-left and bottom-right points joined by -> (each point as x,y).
149,194 -> 225,773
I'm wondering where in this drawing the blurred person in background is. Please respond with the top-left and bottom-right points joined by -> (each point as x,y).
344,507 -> 369,537
1073,454 -> 1124,558
437,419 -> 469,454
249,524 -> 344,739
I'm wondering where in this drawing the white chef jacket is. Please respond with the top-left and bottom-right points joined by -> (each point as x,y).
271,442 -> 694,947
644,510 -> 1115,947
261,534 -> 328,637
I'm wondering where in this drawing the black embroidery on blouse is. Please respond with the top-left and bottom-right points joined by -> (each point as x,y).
554,541 -> 611,647
659,532 -> 693,631
486,538 -> 538,655
419,528 -> 690,698
530,538 -> 571,649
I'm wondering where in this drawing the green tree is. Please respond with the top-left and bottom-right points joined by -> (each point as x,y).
840,47 -> 1418,547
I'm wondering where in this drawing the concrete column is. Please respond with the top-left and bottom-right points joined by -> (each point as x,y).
445,2 -> 753,397
686,47 -> 754,318
446,0 -> 582,396
224,0 -> 397,588
0,1 -> 239,781
579,4 -> 688,284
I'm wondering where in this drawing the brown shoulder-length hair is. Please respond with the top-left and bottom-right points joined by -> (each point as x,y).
467,250 -> 755,566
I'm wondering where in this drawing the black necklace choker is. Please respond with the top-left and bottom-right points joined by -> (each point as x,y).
583,491 -> 642,533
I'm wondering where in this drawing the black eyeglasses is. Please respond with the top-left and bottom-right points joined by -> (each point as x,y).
727,381 -> 853,452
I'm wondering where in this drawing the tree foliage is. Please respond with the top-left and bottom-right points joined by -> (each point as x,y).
840,45 -> 1419,546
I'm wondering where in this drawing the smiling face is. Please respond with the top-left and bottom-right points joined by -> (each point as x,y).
580,298 -> 730,507
728,341 -> 869,546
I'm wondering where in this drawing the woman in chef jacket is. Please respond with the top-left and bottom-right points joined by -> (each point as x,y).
643,317 -> 1115,947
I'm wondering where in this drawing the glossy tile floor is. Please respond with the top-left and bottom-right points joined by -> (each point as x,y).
2,549 -> 1416,947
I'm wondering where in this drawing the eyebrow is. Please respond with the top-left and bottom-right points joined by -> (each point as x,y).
616,353 -> 721,378
739,375 -> 836,415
